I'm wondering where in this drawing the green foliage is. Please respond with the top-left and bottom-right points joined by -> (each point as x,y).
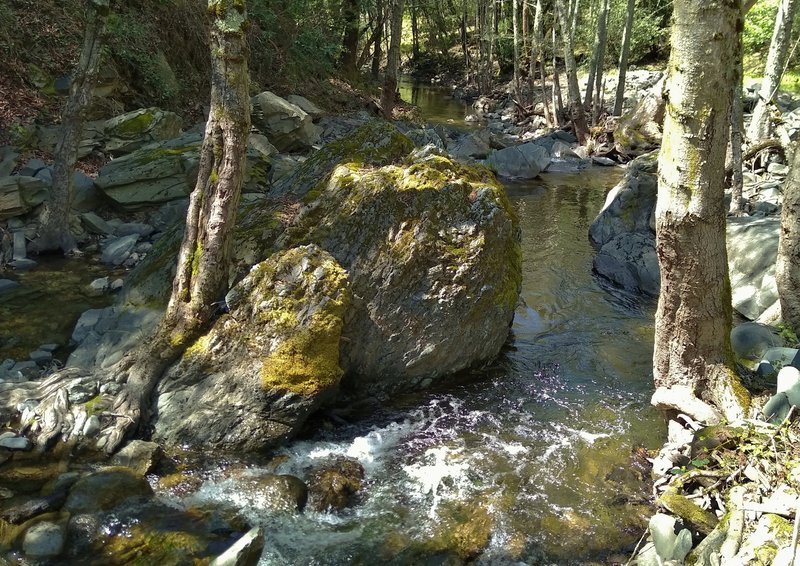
603,1 -> 669,64
106,12 -> 179,103
744,0 -> 779,54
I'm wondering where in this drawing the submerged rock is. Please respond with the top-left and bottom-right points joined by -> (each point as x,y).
153,245 -> 351,450
210,527 -> 265,566
486,142 -> 551,178
307,457 -> 364,512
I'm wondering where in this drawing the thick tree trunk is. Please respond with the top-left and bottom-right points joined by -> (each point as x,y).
554,0 -> 588,143
653,0 -> 749,424
381,0 -> 404,118
613,0 -> 634,116
591,0 -> 608,123
27,0 -> 251,454
777,144 -> 800,333
747,0 -> 799,143
31,0 -> 109,255
340,0 -> 361,76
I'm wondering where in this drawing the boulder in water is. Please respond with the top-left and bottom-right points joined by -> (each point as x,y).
152,245 -> 351,451
307,457 -> 364,512
486,142 -> 551,178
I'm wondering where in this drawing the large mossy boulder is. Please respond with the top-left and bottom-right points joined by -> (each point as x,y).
275,148 -> 521,395
613,77 -> 666,155
95,131 -> 271,209
0,176 -> 49,219
152,245 -> 351,451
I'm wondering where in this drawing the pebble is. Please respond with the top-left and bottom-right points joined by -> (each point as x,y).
29,350 -> 52,366
0,279 -> 19,293
0,436 -> 32,451
22,521 -> 65,558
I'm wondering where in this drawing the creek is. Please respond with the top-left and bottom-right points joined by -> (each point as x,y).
1,83 -> 665,565
166,84 -> 665,564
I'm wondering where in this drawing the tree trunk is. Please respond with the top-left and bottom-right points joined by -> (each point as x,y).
591,0 -> 608,122
554,0 -> 588,143
340,0 -> 361,76
777,144 -> 800,333
613,0 -> 634,116
372,0 -> 385,77
747,0 -> 799,143
411,0 -> 419,62
31,0 -> 109,255
653,0 -> 749,424
729,27 -> 746,216
512,0 -> 521,99
552,25 -> 564,126
28,0 -> 251,454
381,0 -> 404,118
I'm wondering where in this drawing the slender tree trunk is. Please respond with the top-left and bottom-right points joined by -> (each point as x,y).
584,0 -> 600,110
512,0 -> 521,100
372,0 -> 385,77
730,27 -> 746,216
552,25 -> 564,125
411,0 -> 420,62
31,0 -> 109,255
652,0 -> 748,424
588,0 -> 608,123
340,0 -> 360,76
522,0 -> 528,52
613,0 -> 634,116
29,0 -> 252,454
777,144 -> 800,333
747,0 -> 799,142
554,0 -> 588,143
381,0 -> 404,118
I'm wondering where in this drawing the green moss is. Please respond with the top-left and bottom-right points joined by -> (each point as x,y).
104,525 -> 208,566
183,334 -> 211,359
658,490 -> 719,534
113,111 -> 155,136
190,240 -> 203,279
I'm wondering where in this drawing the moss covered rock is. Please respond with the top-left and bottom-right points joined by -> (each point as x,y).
152,244 -> 350,451
275,147 -> 521,396
103,107 -> 183,156
95,131 -> 271,210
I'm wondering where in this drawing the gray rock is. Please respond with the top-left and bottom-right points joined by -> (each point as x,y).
19,158 -> 47,177
768,162 -> 789,176
448,130 -> 492,160
89,277 -> 110,294
0,176 -> 49,219
101,234 -> 140,266
110,440 -> 162,476
70,308 -> 105,345
589,153 -> 657,247
82,415 -> 101,437
0,279 -> 19,293
95,132 -> 270,209
81,212 -> 115,236
103,107 -> 183,155
727,216 -> 779,320
9,258 -> 37,270
649,513 -> 693,562
593,232 -> 659,296
486,142 -> 551,178
209,527 -> 265,566
778,366 -> 800,406
286,94 -> 325,122
763,392 -> 792,423
731,322 -> 780,361
110,278 -> 124,291
33,166 -> 53,186
0,436 -> 32,450
115,222 -> 154,237
11,360 -> 39,378
12,230 -> 26,260
757,347 -> 800,377
551,140 -> 580,159
29,350 -> 53,365
0,147 -> 19,177
38,343 -> 59,352
72,171 -> 99,212
405,128 -> 446,150
22,521 -> 65,558
592,156 -> 616,166
251,91 -> 320,151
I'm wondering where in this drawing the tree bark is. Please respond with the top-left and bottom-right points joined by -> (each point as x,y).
777,144 -> 800,333
340,0 -> 361,76
584,0 -> 608,121
31,0 -> 109,255
512,0 -> 521,100
381,0 -> 404,118
729,25 -> 746,216
554,0 -> 588,143
747,0 -> 799,143
612,0 -> 634,116
552,25 -> 564,126
372,0 -> 385,77
411,0 -> 419,62
28,0 -> 251,454
653,0 -> 749,424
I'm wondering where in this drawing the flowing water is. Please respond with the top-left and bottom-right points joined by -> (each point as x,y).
156,87 -> 665,564
2,85 -> 665,565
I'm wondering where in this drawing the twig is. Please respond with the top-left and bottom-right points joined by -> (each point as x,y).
625,528 -> 648,566
790,502 -> 800,566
